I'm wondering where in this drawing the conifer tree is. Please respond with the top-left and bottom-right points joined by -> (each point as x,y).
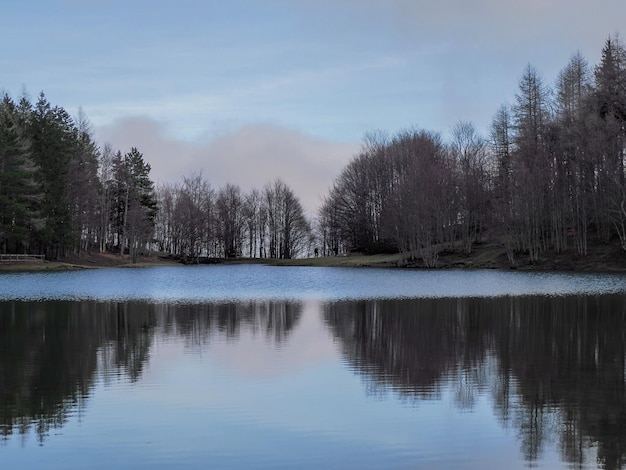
0,95 -> 37,253
112,147 -> 158,262
30,92 -> 75,258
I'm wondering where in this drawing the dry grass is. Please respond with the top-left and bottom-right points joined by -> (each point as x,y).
2,238 -> 626,273
0,251 -> 181,273
271,253 -> 404,268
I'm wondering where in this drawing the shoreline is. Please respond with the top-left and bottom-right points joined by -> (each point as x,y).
1,240 -> 626,273
0,252 -> 182,273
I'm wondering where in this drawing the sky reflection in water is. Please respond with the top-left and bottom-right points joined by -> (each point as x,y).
2,264 -> 626,302
0,267 -> 624,469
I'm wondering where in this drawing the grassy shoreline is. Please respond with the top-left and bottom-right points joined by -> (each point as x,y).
2,239 -> 626,273
272,244 -> 626,272
0,252 -> 181,273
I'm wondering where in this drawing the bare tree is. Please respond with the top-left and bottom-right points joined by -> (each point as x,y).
97,143 -> 116,253
175,173 -> 212,263
554,52 -> 594,255
490,104 -> 518,265
242,189 -> 261,258
513,64 -> 552,262
217,183 -> 244,258
67,108 -> 101,255
264,179 -> 311,259
450,121 -> 490,254
318,189 -> 344,256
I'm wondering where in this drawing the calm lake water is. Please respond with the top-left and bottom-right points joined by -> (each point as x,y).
0,265 -> 625,469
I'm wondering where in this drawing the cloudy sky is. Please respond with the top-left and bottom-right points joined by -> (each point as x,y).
2,0 -> 625,213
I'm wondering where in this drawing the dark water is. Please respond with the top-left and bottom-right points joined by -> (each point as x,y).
0,267 -> 625,469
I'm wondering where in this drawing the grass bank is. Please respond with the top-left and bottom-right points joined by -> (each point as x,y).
0,251 -> 180,273
271,239 -> 626,272
2,238 -> 626,273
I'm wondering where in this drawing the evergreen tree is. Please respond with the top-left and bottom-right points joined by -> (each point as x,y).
595,34 -> 626,124
0,95 -> 37,253
67,108 -> 101,254
30,92 -> 75,258
594,35 -> 626,245
112,147 -> 157,262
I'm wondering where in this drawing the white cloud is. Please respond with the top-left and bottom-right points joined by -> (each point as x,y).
15,0 -> 626,202
96,117 -> 359,216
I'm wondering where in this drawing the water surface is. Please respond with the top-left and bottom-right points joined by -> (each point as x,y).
0,266 -> 624,469
2,264 -> 626,301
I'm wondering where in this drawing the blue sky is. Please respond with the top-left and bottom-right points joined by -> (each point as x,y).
2,0 -> 626,212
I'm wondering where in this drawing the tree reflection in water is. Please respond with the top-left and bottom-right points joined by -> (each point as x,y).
1,296 -> 623,468
0,301 -> 156,444
324,296 -> 626,470
0,300 -> 301,444
156,300 -> 302,347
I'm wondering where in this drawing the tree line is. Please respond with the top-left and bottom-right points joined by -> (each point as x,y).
0,299 -> 302,443
319,34 -> 626,266
0,92 -> 158,261
156,176 -> 311,262
325,296 -> 626,468
0,92 -> 311,261
3,34 -> 626,264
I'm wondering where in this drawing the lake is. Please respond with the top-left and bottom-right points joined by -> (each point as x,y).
0,265 -> 625,469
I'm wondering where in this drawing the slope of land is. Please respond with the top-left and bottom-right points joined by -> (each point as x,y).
1,238 -> 626,273
0,251 -> 180,272
272,239 -> 626,272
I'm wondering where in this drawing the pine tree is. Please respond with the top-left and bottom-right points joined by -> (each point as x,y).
595,34 -> 626,123
593,35 -> 626,244
30,92 -> 76,258
0,95 -> 37,253
112,147 -> 157,262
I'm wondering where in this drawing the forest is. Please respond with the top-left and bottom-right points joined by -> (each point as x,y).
320,34 -> 626,266
1,34 -> 626,265
0,94 -> 311,262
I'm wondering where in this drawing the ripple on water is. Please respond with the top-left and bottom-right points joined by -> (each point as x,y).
1,265 -> 626,302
